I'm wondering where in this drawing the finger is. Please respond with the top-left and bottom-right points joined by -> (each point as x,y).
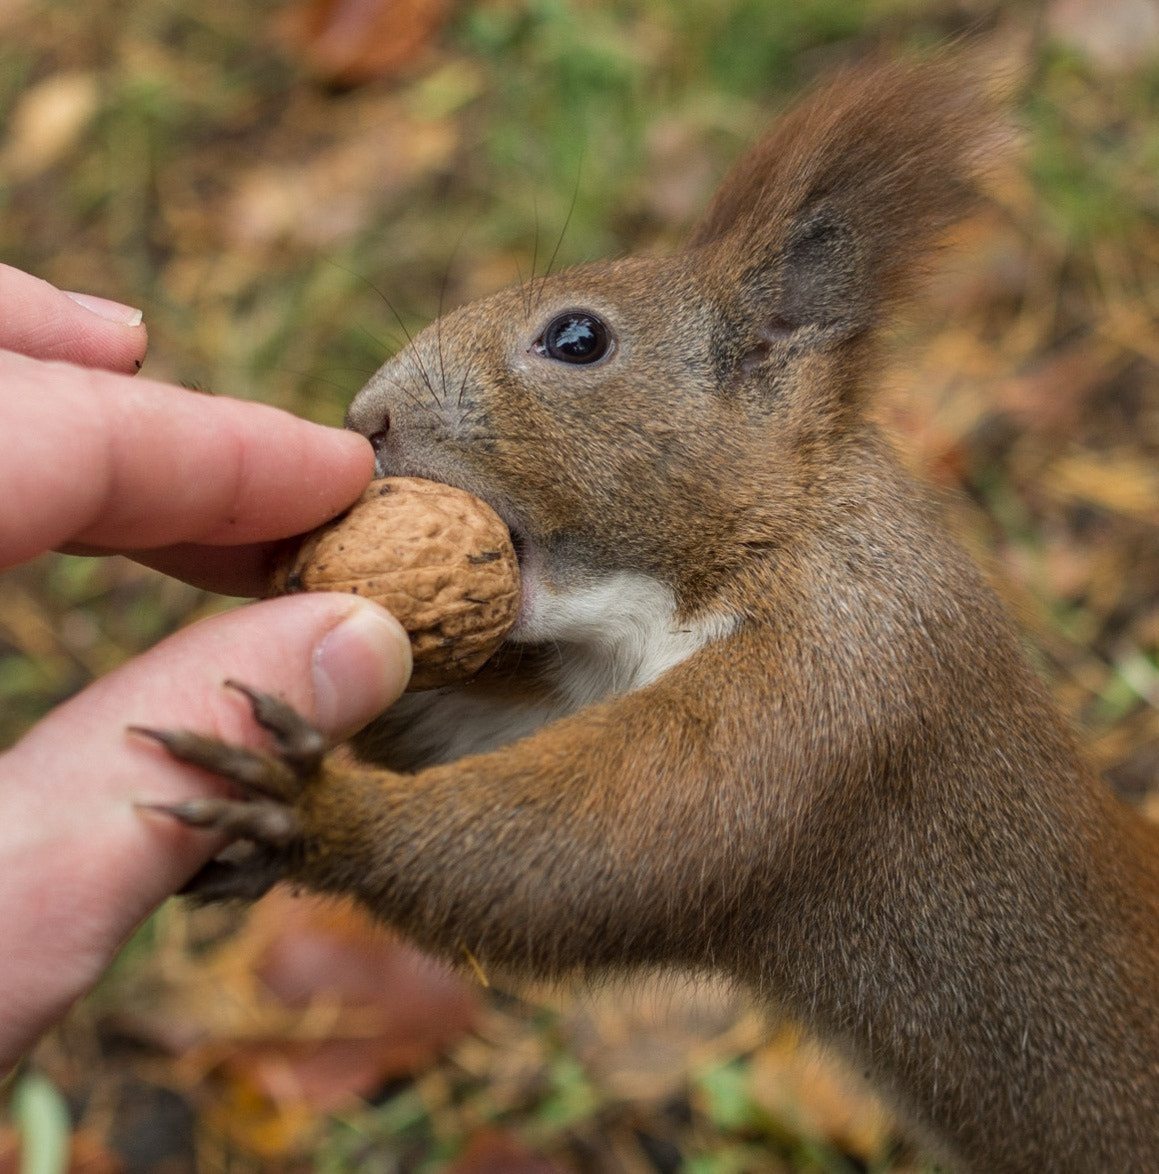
0,264 -> 148,374
0,349 -> 375,570
0,594 -> 411,1069
63,541 -> 289,598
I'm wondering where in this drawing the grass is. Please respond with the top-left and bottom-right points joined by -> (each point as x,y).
1,0 -> 1157,1170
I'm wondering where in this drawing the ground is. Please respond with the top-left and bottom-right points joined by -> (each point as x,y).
1,1 -> 1158,1171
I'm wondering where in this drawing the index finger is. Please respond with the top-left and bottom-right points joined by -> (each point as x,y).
59,540 -> 290,598
0,263 -> 148,374
0,349 -> 374,571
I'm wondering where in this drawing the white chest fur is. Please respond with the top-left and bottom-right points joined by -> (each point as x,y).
516,570 -> 738,708
385,570 -> 738,769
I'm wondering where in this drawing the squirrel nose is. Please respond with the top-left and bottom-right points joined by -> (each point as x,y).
364,415 -> 392,477
367,414 -> 390,457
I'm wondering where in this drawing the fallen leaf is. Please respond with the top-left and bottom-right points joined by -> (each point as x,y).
1047,0 -> 1159,71
114,892 -> 480,1158
446,1129 -> 564,1174
0,0 -> 32,34
748,1027 -> 892,1161
0,1129 -> 16,1174
1,72 -> 100,182
227,110 -> 457,249
276,0 -> 452,87
991,344 -> 1121,434
0,1126 -> 124,1174
568,977 -> 759,1104
236,890 -> 481,1110
200,1066 -> 320,1160
1041,450 -> 1159,522
65,1132 -> 125,1174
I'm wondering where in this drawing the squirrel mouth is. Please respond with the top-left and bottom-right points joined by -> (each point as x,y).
394,467 -> 529,569
364,444 -> 530,572
507,525 -> 528,566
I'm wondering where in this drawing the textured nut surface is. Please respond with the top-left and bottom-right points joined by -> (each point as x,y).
269,477 -> 521,690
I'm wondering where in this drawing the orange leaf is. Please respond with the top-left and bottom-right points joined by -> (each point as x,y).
748,1027 -> 892,1160
447,1130 -> 565,1174
276,0 -> 452,86
224,891 -> 480,1109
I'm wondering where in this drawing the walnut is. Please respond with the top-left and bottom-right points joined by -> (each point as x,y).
269,477 -> 521,690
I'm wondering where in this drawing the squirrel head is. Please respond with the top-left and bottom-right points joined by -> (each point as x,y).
346,56 -> 1000,634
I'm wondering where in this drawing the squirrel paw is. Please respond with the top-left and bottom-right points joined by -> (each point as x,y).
132,681 -> 326,902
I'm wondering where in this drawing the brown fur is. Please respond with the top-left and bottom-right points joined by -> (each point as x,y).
173,58 -> 1159,1170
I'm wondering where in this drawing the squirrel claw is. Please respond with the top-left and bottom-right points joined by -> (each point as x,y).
129,725 -> 301,800
128,685 -> 325,802
223,680 -> 326,774
129,685 -> 331,902
140,796 -> 302,845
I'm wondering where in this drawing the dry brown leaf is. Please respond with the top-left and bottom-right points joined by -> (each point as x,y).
748,1027 -> 892,1160
226,112 -> 456,249
1041,450 -> 1159,522
569,978 -> 761,1104
238,891 -> 481,1108
0,72 -> 99,181
276,0 -> 452,86
0,1128 -> 124,1174
1047,0 -> 1159,70
1096,303 -> 1159,370
446,1129 -> 564,1174
123,892 -> 479,1157
990,344 -> 1122,434
0,0 -> 32,35
66,1131 -> 125,1174
878,329 -> 1000,486
200,1067 -> 320,1160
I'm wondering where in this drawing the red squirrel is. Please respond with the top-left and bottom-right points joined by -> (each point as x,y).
138,57 -> 1159,1171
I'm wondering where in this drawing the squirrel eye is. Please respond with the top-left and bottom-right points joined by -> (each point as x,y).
535,312 -> 612,365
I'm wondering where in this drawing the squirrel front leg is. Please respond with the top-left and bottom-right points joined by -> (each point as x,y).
142,625 -> 795,979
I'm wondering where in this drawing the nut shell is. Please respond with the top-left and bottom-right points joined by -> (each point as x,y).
269,477 -> 521,690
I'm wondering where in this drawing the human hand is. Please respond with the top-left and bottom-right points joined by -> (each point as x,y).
0,265 -> 412,1068
0,263 -> 376,595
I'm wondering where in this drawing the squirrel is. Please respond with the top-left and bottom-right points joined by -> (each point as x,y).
137,56 -> 1159,1172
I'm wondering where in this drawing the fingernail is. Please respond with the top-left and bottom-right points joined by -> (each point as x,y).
313,603 -> 412,737
64,291 -> 145,327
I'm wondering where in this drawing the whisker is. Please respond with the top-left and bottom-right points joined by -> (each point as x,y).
256,365 -> 374,396
527,194 -> 541,320
432,228 -> 470,409
435,278 -> 449,407
311,365 -> 385,376
456,355 -> 477,409
351,324 -> 407,359
374,368 -> 436,415
399,320 -> 438,407
325,260 -> 412,348
324,258 -> 439,405
433,319 -> 447,409
535,156 -> 583,312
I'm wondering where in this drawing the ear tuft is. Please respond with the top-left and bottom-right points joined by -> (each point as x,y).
691,53 -> 1007,337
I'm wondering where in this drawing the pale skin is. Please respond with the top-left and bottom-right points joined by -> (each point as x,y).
0,263 -> 413,1070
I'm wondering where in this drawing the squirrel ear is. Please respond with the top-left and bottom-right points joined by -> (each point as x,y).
691,54 -> 1004,342
761,205 -> 860,338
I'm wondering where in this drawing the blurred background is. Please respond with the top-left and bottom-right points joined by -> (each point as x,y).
1,0 -> 1158,1170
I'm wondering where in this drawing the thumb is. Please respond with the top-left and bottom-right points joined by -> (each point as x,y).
0,593 -> 410,1068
